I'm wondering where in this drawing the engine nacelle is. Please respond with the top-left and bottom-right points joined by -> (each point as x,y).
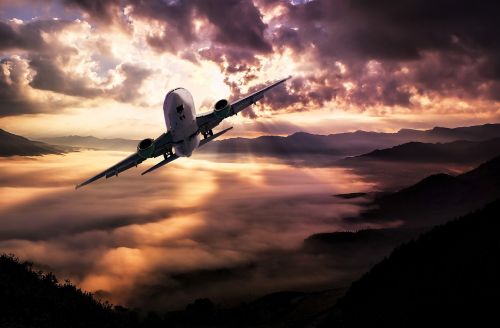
214,99 -> 232,119
137,138 -> 155,158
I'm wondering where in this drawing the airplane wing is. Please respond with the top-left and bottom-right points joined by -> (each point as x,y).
75,131 -> 175,189
196,76 -> 291,133
230,76 -> 291,115
75,152 -> 146,189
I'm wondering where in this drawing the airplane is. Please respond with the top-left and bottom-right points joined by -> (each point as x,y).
75,76 -> 291,189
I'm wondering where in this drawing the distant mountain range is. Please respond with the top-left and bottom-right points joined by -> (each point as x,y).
0,129 -> 69,156
30,123 -> 500,158
201,123 -> 500,157
39,135 -> 140,151
350,137 -> 500,163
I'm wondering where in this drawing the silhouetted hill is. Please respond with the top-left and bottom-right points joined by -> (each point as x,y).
39,135 -> 140,151
324,199 -> 500,327
352,155 -> 500,227
0,129 -> 68,156
0,254 -> 141,328
201,123 -> 500,157
352,138 -> 500,163
427,123 -> 500,140
303,228 -> 422,255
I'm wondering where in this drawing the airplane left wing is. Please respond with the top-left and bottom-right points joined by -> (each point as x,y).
75,131 -> 175,189
75,152 -> 146,189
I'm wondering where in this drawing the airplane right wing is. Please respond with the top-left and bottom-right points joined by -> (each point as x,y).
196,76 -> 291,134
230,76 -> 291,115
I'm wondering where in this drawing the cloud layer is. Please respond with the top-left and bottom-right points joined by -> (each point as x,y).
0,151 -> 376,309
1,0 -> 499,132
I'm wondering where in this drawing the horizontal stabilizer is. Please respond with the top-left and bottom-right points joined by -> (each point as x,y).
199,127 -> 233,147
141,154 -> 179,175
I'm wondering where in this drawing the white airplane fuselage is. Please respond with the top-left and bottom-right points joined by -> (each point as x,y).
163,88 -> 200,157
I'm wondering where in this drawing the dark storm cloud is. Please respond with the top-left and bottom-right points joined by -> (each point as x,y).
29,54 -> 105,98
0,18 -> 154,116
127,0 -> 272,54
61,0 -> 120,23
114,64 -> 153,102
0,19 -> 103,115
0,19 -> 74,52
0,57 -> 39,116
266,0 -> 500,107
193,0 -> 272,53
278,0 -> 500,62
4,0 -> 497,115
232,75 -> 340,118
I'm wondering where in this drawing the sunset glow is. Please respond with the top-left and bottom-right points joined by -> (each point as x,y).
1,0 -> 500,316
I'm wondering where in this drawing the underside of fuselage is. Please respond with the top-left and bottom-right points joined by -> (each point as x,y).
163,88 -> 200,157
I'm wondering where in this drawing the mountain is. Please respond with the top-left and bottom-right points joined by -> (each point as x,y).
352,137 -> 500,163
0,254 -> 215,328
0,129 -> 68,156
201,123 -> 500,157
37,123 -> 500,157
0,254 -> 136,328
0,253 -> 343,328
323,199 -> 500,327
350,155 -> 500,227
303,228 -> 423,255
39,136 -> 140,151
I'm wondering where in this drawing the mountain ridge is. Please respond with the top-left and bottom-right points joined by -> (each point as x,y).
347,154 -> 500,227
0,129 -> 69,157
324,199 -> 500,327
32,123 -> 500,157
351,137 -> 500,163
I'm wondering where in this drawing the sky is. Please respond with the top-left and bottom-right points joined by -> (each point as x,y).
1,0 -> 499,139
1,0 -> 498,311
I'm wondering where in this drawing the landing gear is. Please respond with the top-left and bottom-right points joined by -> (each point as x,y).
164,146 -> 173,158
202,130 -> 214,139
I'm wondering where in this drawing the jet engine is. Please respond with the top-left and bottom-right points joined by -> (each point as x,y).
137,138 -> 155,158
214,99 -> 232,119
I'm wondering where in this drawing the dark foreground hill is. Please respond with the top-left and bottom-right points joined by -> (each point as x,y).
323,199 -> 500,327
0,253 -> 342,328
0,255 -> 136,328
0,129 -> 67,156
